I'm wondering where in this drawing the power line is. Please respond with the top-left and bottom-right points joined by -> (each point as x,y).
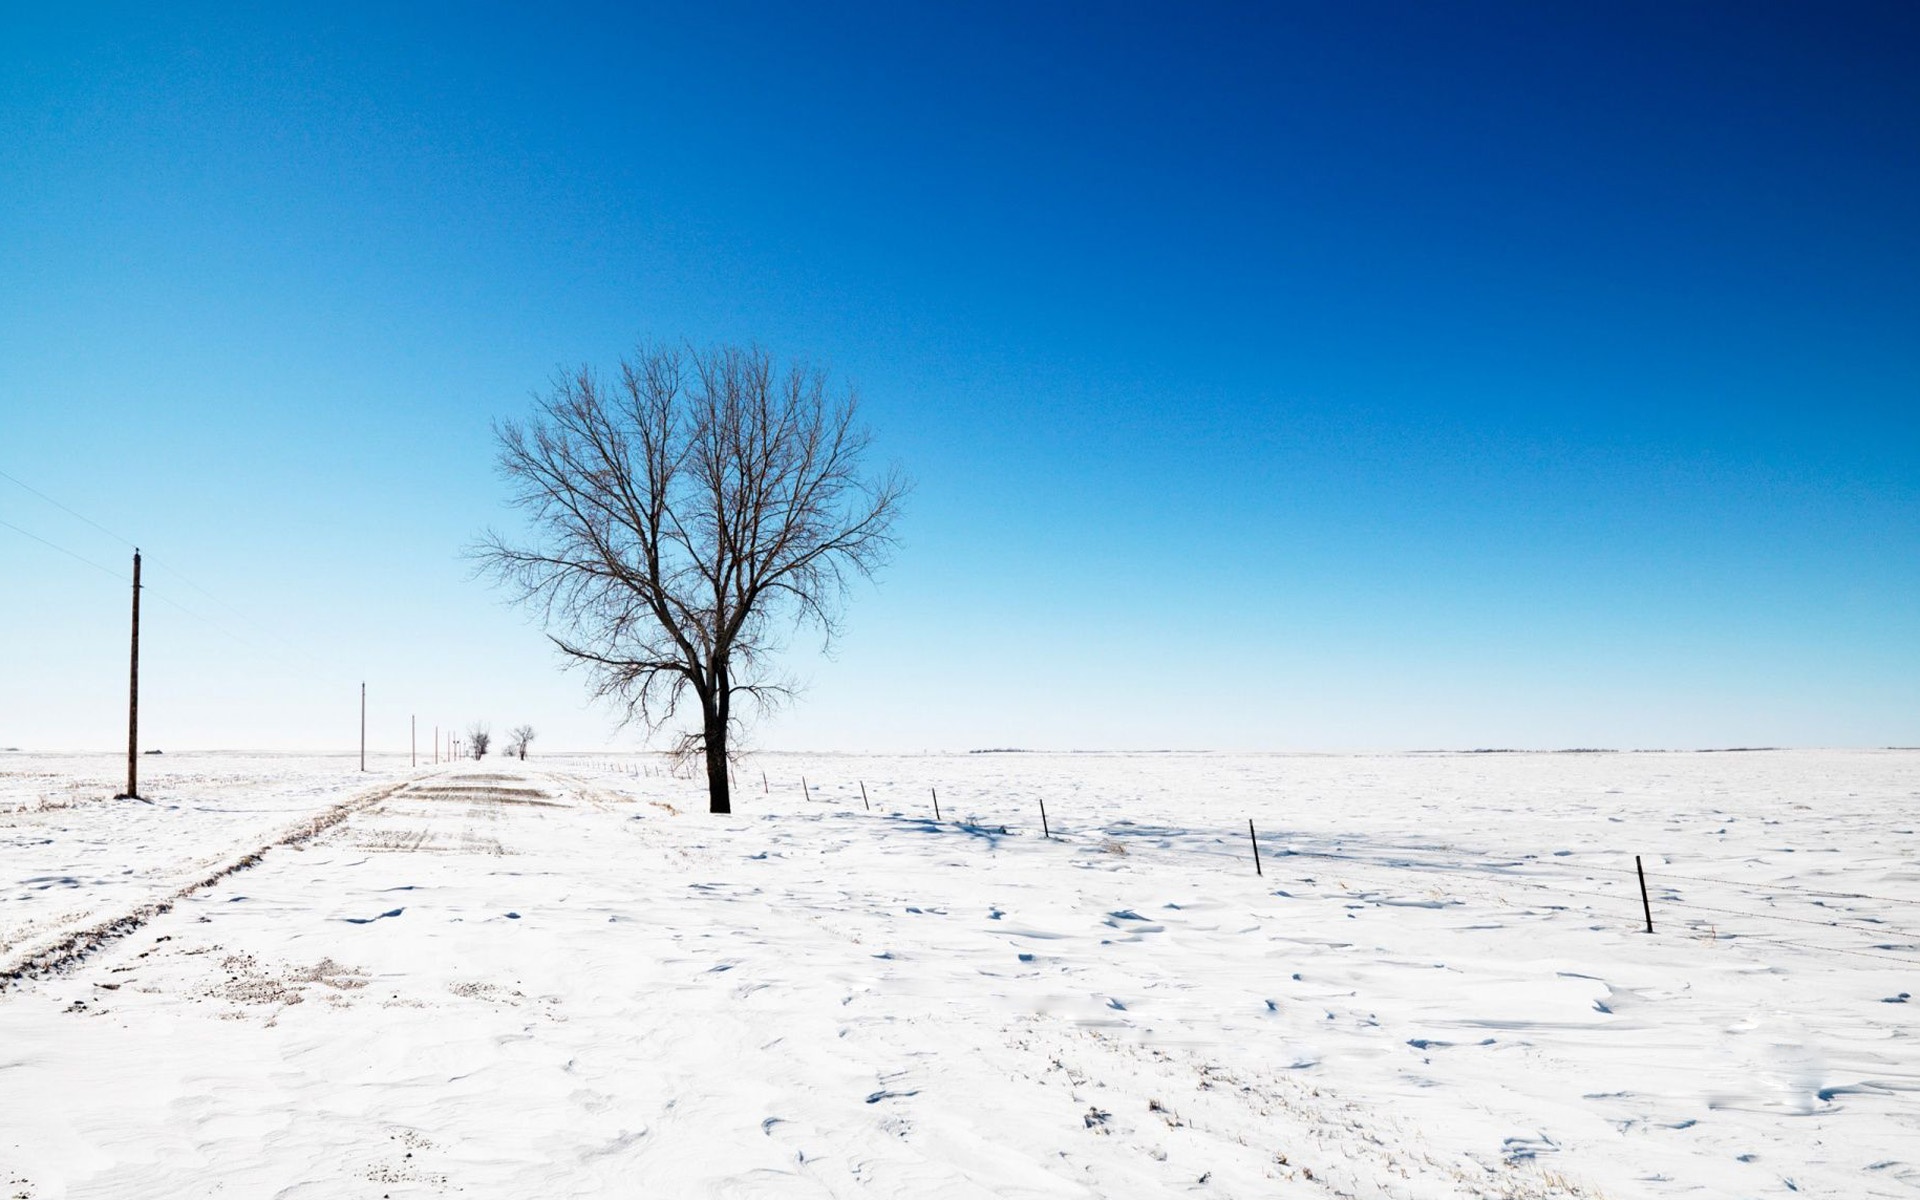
0,466 -> 135,548
0,515 -> 304,671
0,466 -> 359,686
0,517 -> 122,579
2,464 -> 294,651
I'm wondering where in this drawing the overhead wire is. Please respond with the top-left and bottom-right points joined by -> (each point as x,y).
0,466 -> 362,688
0,512 -> 300,672
0,466 -> 136,547
0,516 -> 124,579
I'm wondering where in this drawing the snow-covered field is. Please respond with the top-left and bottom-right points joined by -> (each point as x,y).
1,748 -> 1915,1198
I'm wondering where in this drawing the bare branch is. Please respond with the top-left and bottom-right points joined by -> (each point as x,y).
472,340 -> 908,812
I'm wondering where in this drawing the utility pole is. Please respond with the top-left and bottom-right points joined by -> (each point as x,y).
360,682 -> 366,772
118,549 -> 141,800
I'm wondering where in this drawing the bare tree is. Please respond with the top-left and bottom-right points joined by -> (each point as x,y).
468,723 -> 491,760
477,342 -> 905,813
508,724 -> 536,760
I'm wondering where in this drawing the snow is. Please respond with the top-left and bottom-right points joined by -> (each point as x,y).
2,748 -> 1916,1197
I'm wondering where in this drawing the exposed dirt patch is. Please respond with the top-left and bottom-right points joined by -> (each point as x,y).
358,828 -> 436,853
405,785 -> 560,807
201,952 -> 371,1011
447,979 -> 528,1005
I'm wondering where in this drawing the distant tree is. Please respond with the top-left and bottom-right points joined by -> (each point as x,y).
478,341 -> 905,814
468,724 -> 491,760
508,725 -> 536,760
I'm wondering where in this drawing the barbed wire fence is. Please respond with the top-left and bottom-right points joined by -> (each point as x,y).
671,764 -> 1920,971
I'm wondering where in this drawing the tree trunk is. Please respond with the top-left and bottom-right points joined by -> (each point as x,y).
704,709 -> 731,814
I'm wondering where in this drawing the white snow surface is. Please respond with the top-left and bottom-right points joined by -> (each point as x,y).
1,748 -> 1916,1198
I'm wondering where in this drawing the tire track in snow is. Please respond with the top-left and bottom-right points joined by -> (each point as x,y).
0,776 -> 418,989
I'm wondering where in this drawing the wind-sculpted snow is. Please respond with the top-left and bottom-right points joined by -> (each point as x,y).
0,754 -> 408,986
0,749 -> 1915,1197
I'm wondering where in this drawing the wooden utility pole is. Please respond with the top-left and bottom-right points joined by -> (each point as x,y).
359,682 -> 366,772
118,549 -> 141,800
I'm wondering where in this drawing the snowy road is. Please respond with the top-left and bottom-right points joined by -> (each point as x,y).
1,750 -> 1915,1197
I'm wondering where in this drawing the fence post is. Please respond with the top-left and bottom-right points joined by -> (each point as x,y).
1636,854 -> 1653,933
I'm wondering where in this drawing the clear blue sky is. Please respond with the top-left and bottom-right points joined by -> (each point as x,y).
3,2 -> 1916,753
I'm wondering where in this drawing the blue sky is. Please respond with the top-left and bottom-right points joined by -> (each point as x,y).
3,2 -> 1916,752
